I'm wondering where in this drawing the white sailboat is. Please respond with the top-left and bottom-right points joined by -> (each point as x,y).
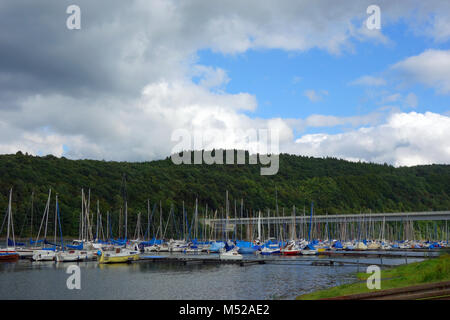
32,190 -> 56,262
219,246 -> 243,260
56,250 -> 89,262
55,195 -> 93,262
259,244 -> 280,255
144,244 -> 160,252
32,249 -> 56,261
300,247 -> 318,255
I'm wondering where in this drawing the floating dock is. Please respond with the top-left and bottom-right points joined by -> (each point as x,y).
137,255 -> 266,266
135,253 -> 422,267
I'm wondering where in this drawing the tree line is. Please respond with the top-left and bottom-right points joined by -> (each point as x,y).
0,151 -> 449,238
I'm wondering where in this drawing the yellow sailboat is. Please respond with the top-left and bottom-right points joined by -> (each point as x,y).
98,247 -> 139,264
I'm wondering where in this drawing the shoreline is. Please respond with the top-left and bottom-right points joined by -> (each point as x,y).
297,252 -> 450,300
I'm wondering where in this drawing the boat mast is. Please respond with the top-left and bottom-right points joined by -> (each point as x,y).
147,200 -> 150,241
34,189 -> 51,246
43,189 -> 52,246
87,189 -> 92,241
30,191 -> 34,240
240,199 -> 243,240
56,194 -> 64,251
204,203 -> 208,242
96,200 -> 100,241
257,210 -> 261,240
159,200 -> 162,240
195,198 -> 198,240
106,211 -> 110,241
275,187 -> 280,241
80,188 -> 83,240
118,207 -> 122,239
225,191 -> 228,241
124,200 -> 127,241
292,205 -> 296,241
308,201 -> 313,242
6,188 -> 12,248
233,200 -> 237,242
182,201 -> 185,241
54,193 -> 58,245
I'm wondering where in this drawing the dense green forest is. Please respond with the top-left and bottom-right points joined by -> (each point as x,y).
0,151 -> 449,238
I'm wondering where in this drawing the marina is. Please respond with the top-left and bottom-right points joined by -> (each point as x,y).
1,187 -> 449,300
0,249 -> 439,300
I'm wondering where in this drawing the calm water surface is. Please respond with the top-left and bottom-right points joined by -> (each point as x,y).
0,253 -> 425,300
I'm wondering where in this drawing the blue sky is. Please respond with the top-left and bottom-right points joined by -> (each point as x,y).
195,21 -> 449,134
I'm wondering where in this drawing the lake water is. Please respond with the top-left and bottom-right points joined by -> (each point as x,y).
0,253 -> 426,300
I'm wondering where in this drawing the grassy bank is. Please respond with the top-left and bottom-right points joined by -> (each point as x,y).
297,253 -> 450,300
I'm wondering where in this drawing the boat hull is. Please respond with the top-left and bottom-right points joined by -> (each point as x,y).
0,252 -> 19,262
184,248 -> 203,254
300,249 -> 317,255
99,254 -> 139,264
144,245 -> 160,253
56,251 -> 89,262
219,253 -> 243,260
281,250 -> 300,256
16,248 -> 39,258
260,248 -> 280,255
238,247 -> 257,254
98,249 -> 140,264
32,250 -> 56,261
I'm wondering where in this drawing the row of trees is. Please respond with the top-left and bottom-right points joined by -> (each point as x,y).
0,151 -> 449,237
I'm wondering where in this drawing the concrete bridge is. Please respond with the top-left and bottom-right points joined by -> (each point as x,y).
205,211 -> 450,226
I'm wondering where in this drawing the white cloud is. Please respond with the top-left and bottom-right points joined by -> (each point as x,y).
383,93 -> 402,103
292,76 -> 302,84
1,86 -> 448,167
191,65 -> 230,89
302,113 -> 382,128
304,89 -> 328,103
304,90 -> 320,102
404,92 -> 418,108
410,2 -> 450,43
428,15 -> 450,42
0,80 -> 293,161
391,49 -> 450,94
350,75 -> 387,87
349,21 -> 391,45
292,112 -> 450,166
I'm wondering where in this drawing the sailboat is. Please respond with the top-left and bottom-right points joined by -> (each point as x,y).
258,209 -> 281,255
54,195 -> 91,262
219,246 -> 243,260
98,193 -> 140,264
14,192 -> 42,258
280,240 -> 301,255
98,247 -> 139,264
299,201 -> 317,255
300,242 -> 318,255
355,241 -> 368,250
260,241 -> 281,255
56,249 -> 89,262
219,241 -> 243,260
0,189 -> 19,262
32,190 -> 57,261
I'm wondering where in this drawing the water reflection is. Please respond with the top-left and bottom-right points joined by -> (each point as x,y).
0,251 -> 433,300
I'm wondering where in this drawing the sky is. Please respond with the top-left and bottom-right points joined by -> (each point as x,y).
0,0 -> 449,166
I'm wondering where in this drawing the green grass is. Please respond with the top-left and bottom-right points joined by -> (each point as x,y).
297,254 -> 450,300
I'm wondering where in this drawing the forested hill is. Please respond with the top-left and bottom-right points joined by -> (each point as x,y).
0,151 -> 449,237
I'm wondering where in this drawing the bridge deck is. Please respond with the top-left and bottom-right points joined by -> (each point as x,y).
206,211 -> 450,225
